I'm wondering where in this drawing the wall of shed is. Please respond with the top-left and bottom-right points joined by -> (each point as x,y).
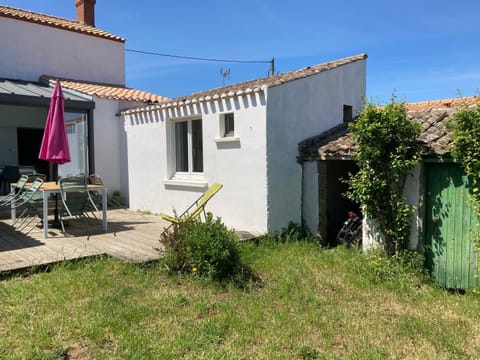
363,164 -> 423,251
266,60 -> 366,232
0,17 -> 125,85
302,160 -> 320,236
124,93 -> 269,233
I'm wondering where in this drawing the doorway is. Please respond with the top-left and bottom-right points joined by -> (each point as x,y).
17,128 -> 50,178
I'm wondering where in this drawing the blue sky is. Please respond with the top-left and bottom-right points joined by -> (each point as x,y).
3,0 -> 480,103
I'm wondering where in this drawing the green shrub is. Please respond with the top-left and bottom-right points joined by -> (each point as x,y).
162,213 -> 243,281
279,222 -> 316,242
365,248 -> 427,285
347,99 -> 421,255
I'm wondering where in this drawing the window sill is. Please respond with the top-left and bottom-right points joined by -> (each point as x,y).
214,136 -> 240,143
162,178 -> 208,189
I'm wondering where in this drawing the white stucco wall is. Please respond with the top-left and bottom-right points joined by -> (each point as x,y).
302,160 -> 319,235
0,17 -> 125,85
362,164 -> 423,251
92,99 -> 145,201
124,92 -> 269,233
266,60 -> 366,232
405,164 -> 423,249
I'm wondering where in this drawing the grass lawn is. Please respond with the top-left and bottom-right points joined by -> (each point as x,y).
0,240 -> 479,359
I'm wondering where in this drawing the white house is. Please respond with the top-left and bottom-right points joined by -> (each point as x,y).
121,54 -> 367,234
0,2 -> 166,200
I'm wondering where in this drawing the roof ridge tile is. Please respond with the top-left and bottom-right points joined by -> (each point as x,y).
0,5 -> 124,42
40,76 -> 168,104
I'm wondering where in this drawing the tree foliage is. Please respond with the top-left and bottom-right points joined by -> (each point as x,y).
447,104 -> 480,230
347,99 -> 421,255
448,104 -> 480,182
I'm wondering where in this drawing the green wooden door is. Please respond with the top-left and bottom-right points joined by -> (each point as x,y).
425,163 -> 479,289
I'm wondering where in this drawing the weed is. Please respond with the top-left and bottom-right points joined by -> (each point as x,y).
279,222 -> 316,243
365,248 -> 428,287
298,345 -> 319,359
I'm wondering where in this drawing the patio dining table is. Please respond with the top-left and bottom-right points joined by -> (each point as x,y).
10,181 -> 108,238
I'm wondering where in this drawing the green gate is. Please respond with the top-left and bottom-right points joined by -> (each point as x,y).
425,163 -> 479,289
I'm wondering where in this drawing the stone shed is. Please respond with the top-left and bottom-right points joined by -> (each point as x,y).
298,96 -> 480,288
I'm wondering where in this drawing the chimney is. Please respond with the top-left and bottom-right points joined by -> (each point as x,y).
75,0 -> 96,27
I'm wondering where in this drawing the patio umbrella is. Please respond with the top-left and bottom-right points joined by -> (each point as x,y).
38,80 -> 71,226
39,80 -> 71,167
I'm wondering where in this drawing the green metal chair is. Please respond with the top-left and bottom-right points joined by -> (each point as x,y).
160,183 -> 223,236
0,174 -> 29,207
89,173 -> 121,208
13,177 -> 45,233
59,175 -> 98,237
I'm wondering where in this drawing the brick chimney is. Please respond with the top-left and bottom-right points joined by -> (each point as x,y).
75,0 -> 96,27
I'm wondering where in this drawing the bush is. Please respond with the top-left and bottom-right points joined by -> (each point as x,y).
347,99 -> 421,255
279,222 -> 316,243
162,213 -> 244,281
365,249 -> 427,285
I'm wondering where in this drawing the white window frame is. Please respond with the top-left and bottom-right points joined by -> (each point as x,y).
215,112 -> 240,143
171,117 -> 204,179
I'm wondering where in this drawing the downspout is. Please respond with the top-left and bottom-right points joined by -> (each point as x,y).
87,108 -> 95,175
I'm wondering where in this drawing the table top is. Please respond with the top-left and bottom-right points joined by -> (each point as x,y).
40,181 -> 106,191
13,181 -> 106,191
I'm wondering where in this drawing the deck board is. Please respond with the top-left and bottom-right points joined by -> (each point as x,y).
0,209 -> 168,272
0,208 -> 259,273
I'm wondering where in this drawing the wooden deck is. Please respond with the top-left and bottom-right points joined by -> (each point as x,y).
0,209 -> 169,272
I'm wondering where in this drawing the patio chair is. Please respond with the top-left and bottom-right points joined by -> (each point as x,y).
89,173 -> 120,208
26,173 -> 47,182
58,176 -> 99,237
160,183 -> 223,237
13,177 -> 45,233
11,177 -> 44,209
88,174 -> 105,208
0,174 -> 29,207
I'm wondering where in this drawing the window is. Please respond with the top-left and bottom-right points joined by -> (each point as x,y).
223,113 -> 235,137
66,123 -> 76,134
215,113 -> 240,143
59,113 -> 89,178
343,105 -> 353,123
174,118 -> 203,174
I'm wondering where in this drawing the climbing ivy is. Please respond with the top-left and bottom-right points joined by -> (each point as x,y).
447,104 -> 480,238
347,99 -> 421,255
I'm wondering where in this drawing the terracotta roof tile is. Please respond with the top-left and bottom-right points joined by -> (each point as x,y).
40,76 -> 168,104
405,96 -> 480,111
123,54 -> 368,114
0,5 -> 124,43
298,96 -> 480,161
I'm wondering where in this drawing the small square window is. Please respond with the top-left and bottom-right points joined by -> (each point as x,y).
343,105 -> 353,123
223,113 -> 234,137
66,123 -> 76,134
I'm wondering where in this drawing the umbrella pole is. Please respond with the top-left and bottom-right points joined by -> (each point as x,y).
51,164 -> 62,228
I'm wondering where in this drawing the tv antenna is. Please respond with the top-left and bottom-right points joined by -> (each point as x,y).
220,68 -> 231,85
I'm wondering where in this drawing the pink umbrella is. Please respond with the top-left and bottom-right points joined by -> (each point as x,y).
38,80 -> 71,227
39,80 -> 71,166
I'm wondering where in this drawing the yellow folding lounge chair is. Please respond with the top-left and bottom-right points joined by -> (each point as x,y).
160,183 -> 223,236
